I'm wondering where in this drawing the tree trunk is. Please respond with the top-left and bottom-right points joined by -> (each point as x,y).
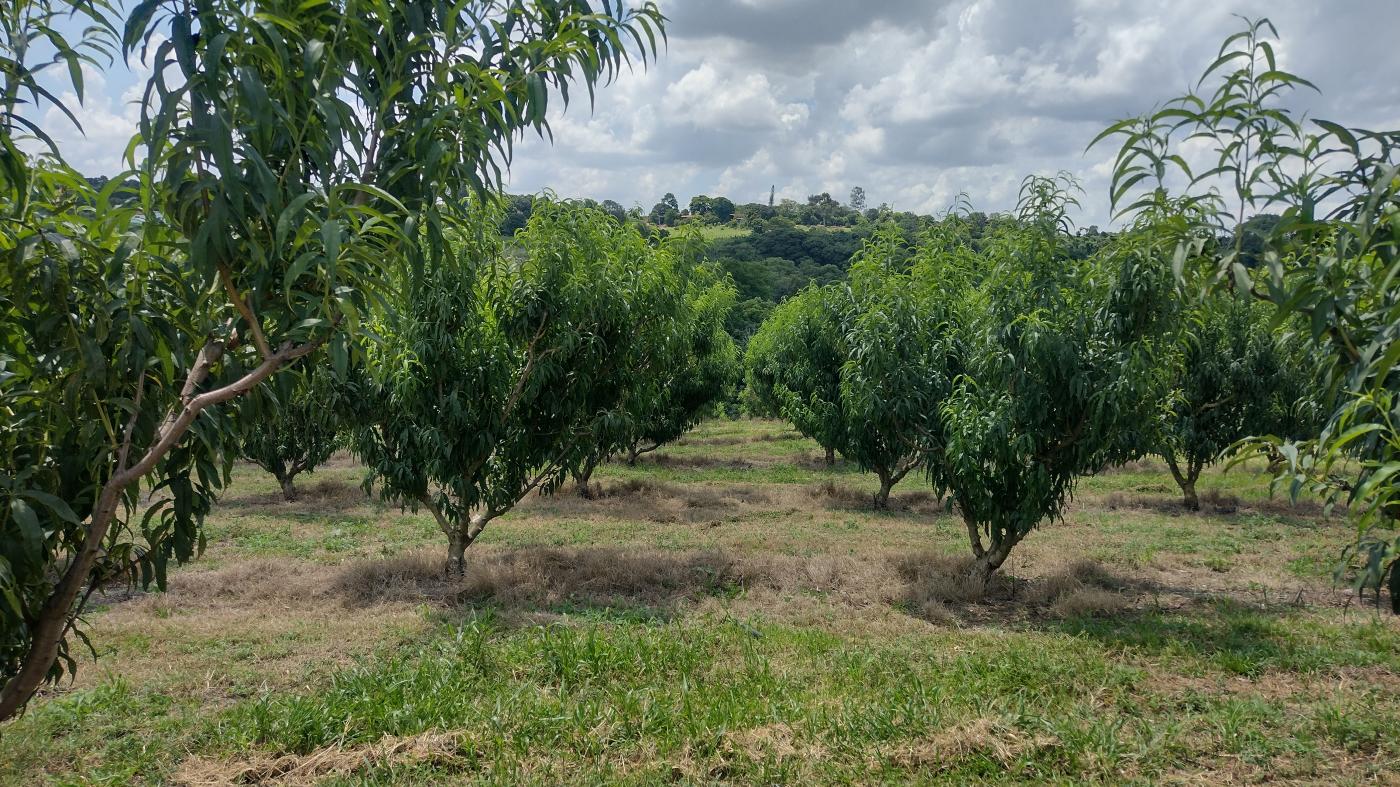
278,473 -> 298,502
0,484 -> 121,722
0,315 -> 324,722
961,507 -> 1018,585
1180,478 -> 1199,511
443,513 -> 491,577
575,461 -> 597,499
967,540 -> 1013,585
626,442 -> 662,466
1164,453 -> 1200,510
824,446 -> 835,467
446,529 -> 468,576
873,470 -> 893,511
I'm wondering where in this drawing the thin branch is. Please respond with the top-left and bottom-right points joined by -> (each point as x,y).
417,492 -> 454,536
217,262 -> 272,360
116,336 -> 327,492
962,507 -> 987,559
631,441 -> 663,459
115,373 -> 146,473
497,320 -> 552,427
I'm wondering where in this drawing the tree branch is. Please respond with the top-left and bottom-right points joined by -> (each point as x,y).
115,374 -> 146,473
417,492 -> 454,536
217,262 -> 272,360
123,338 -> 321,491
961,505 -> 987,559
0,332 -> 325,720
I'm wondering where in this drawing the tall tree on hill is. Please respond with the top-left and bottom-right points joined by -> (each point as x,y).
650,192 -> 681,226
601,199 -> 627,223
849,186 -> 867,212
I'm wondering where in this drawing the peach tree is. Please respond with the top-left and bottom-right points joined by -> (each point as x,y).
355,201 -> 684,574
1156,295 -> 1318,509
0,0 -> 662,719
236,361 -> 345,501
838,225 -> 966,509
744,223 -> 967,509
744,285 -> 846,467
612,259 -> 740,471
1097,17 -> 1400,605
931,176 -> 1173,581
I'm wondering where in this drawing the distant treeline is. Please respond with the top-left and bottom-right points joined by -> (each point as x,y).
491,190 -> 1274,346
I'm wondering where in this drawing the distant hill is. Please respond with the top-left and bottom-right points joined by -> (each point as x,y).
496,191 -> 1118,345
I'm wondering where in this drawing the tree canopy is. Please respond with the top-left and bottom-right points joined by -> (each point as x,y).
355,201 -> 684,573
0,0 -> 664,720
1155,296 -> 1318,509
1097,16 -> 1400,603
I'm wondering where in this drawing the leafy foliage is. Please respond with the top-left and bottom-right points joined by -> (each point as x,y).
837,226 -> 965,507
931,177 -> 1173,579
599,246 -> 740,477
0,0 -> 664,719
355,201 -> 685,572
744,285 -> 846,465
0,0 -> 119,186
237,362 -> 344,501
1156,296 -> 1318,509
745,223 -> 966,507
1097,16 -> 1400,604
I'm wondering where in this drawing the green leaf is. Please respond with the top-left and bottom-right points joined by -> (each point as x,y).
9,499 -> 43,555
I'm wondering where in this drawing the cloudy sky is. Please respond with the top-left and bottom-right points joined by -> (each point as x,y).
42,0 -> 1400,226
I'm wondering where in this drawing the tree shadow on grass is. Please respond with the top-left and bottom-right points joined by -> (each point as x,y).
1037,596 -> 1398,677
1096,489 -> 1330,522
333,546 -> 752,621
102,547 -> 752,627
220,477 -> 381,515
332,543 -> 916,626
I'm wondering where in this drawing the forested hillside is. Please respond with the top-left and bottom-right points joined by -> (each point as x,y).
494,191 -> 1118,342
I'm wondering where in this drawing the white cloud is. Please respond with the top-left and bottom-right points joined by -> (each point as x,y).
30,65 -> 141,175
34,0 -> 1400,227
663,63 -> 810,132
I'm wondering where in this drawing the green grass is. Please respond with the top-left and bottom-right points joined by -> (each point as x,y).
12,610 -> 1397,784
692,224 -> 751,240
2,418 -> 1396,785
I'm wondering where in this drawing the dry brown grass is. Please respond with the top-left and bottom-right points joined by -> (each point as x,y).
633,453 -> 755,470
894,552 -> 992,607
59,560 -> 431,700
331,552 -> 452,604
804,481 -> 945,514
520,479 -> 775,528
1099,458 -> 1168,474
219,476 -> 373,513
174,731 -> 465,786
107,532 -> 1339,644
239,542 -> 1326,631
1098,487 -> 1327,519
1048,587 -> 1131,618
881,717 -> 1058,773
720,723 -> 823,762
